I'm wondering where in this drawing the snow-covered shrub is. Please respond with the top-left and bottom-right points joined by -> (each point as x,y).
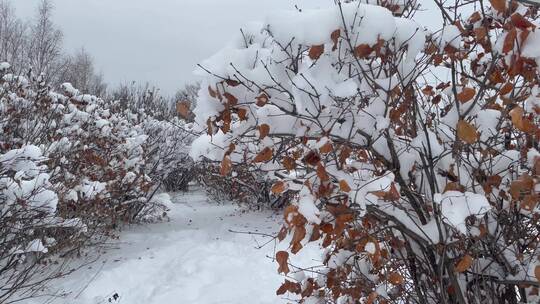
192,0 -> 540,302
0,63 -> 190,301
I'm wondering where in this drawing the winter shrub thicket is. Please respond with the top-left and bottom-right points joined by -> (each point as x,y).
0,63 -> 192,302
192,0 -> 540,302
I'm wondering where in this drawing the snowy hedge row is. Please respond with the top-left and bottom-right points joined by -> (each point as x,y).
0,63 -> 191,301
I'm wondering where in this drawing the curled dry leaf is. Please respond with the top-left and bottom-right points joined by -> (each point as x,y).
220,155 -> 232,176
223,92 -> 238,106
253,147 -> 273,163
455,254 -> 473,273
457,120 -> 478,144
258,124 -> 270,139
276,251 -> 290,274
309,45 -> 325,60
354,44 -> 372,58
271,181 -> 287,194
276,280 -> 301,295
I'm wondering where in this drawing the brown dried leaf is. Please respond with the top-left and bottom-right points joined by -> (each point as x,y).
282,156 -> 296,171
455,254 -> 473,273
258,124 -> 270,139
223,92 -> 238,106
271,181 -> 287,194
237,108 -> 248,121
276,251 -> 290,274
511,13 -> 535,29
303,150 -> 321,166
354,44 -> 372,58
316,163 -> 330,181
500,82 -> 513,95
489,0 -> 506,13
220,156 -> 232,176
503,28 -> 517,54
388,272 -> 405,285
457,87 -> 476,103
308,45 -> 325,60
319,141 -> 333,154
339,180 -> 351,192
276,280 -> 301,295
457,120 -> 478,144
291,226 -> 306,254
253,147 -> 273,163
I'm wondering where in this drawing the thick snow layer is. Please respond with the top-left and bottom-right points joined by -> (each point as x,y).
25,189 -> 320,304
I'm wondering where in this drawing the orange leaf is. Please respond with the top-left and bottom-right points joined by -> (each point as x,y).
388,272 -> 404,285
510,106 -> 524,129
237,108 -> 248,121
276,251 -> 290,274
354,44 -> 372,58
258,124 -> 270,139
308,45 -> 325,60
276,280 -> 301,295
316,163 -> 330,181
499,82 -> 513,95
468,11 -> 482,23
271,181 -> 287,194
489,0 -> 506,13
253,147 -> 273,163
455,254 -> 473,273
457,87 -> 476,103
457,120 -> 478,144
220,156 -> 232,176
319,141 -> 333,154
223,92 -> 238,106
176,101 -> 190,119
339,180 -> 351,192
503,28 -> 517,54
291,226 -> 306,254
535,265 -> 540,282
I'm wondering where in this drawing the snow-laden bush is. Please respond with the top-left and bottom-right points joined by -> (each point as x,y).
192,0 -> 540,302
0,64 -> 191,302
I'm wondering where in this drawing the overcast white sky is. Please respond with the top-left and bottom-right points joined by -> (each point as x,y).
10,0 -> 333,95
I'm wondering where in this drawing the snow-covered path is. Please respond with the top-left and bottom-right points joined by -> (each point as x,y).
27,189 -> 319,304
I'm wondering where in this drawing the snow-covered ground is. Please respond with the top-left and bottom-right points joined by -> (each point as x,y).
25,188 -> 320,304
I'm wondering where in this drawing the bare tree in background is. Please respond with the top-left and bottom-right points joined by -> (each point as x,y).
27,0 -> 66,84
61,48 -> 107,96
0,1 -> 26,74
